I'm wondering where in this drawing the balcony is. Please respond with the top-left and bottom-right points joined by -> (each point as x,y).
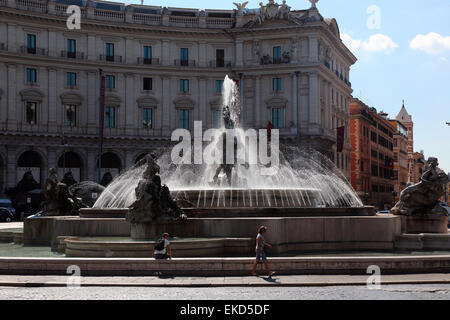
260,54 -> 290,65
61,50 -> 85,59
137,57 -> 160,65
209,60 -> 232,68
99,54 -> 122,63
174,59 -> 196,67
20,46 -> 47,56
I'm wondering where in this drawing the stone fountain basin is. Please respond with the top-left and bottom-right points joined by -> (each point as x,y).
79,206 -> 374,219
62,236 -> 253,258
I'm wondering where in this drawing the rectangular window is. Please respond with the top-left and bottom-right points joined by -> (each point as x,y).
216,49 -> 224,67
216,80 -> 223,93
105,43 -> 114,61
27,34 -> 36,54
26,68 -> 37,83
143,77 -> 152,91
104,106 -> 115,128
180,79 -> 189,93
273,46 -> 281,63
66,72 -> 77,87
179,109 -> 189,129
273,78 -> 282,91
143,108 -> 152,128
143,46 -> 152,64
215,109 -> 222,128
26,102 -> 37,125
272,108 -> 283,129
371,164 -> 378,177
67,39 -> 76,58
65,104 -> 76,126
370,131 -> 377,142
180,48 -> 189,66
105,75 -> 115,89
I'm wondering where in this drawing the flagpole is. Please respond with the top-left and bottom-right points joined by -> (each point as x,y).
295,71 -> 300,150
98,68 -> 105,184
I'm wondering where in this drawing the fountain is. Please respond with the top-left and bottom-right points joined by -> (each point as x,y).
25,75 -> 404,258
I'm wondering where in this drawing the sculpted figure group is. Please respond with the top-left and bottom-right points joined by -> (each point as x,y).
391,157 -> 449,216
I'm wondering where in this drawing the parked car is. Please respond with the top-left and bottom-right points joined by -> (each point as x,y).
377,210 -> 391,214
0,199 -> 15,215
0,207 -> 14,222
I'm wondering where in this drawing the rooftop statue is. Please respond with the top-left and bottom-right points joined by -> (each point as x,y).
127,153 -> 186,224
391,157 -> 449,216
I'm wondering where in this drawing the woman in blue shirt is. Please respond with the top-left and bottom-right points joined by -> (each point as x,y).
251,226 -> 275,277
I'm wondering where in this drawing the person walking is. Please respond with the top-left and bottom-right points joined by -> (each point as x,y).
153,232 -> 172,260
251,226 -> 275,277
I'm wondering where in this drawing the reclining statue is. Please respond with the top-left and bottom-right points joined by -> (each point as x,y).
127,152 -> 186,224
391,157 -> 449,216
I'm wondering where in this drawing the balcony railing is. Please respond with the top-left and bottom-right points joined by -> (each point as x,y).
209,60 -> 232,68
20,46 -> 47,56
61,50 -> 85,59
99,54 -> 122,63
174,59 -> 196,67
137,57 -> 160,65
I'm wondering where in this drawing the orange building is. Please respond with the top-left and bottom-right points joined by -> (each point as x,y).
350,98 -> 395,209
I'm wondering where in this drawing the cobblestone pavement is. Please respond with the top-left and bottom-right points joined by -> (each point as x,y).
0,284 -> 450,300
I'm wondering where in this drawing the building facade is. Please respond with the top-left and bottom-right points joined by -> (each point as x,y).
389,119 -> 409,202
0,0 -> 356,190
349,98 -> 395,209
411,151 -> 425,184
395,102 -> 414,183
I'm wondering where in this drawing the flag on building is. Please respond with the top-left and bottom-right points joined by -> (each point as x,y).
267,121 -> 273,140
336,126 -> 345,153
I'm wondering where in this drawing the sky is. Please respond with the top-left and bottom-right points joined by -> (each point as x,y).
118,0 -> 450,172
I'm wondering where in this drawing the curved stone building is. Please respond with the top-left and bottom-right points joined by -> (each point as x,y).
0,0 -> 356,190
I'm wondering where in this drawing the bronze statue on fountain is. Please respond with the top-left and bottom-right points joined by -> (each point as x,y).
391,157 -> 449,233
41,168 -> 83,216
391,157 -> 449,216
126,152 -> 186,224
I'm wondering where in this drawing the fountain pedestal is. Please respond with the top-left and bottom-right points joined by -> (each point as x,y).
400,214 -> 449,234
130,221 -> 192,240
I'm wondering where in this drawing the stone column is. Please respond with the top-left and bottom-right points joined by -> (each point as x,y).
291,73 -> 297,126
124,72 -> 135,136
87,149 -> 97,182
7,63 -> 17,131
290,37 -> 298,63
308,72 -> 319,126
125,37 -> 134,64
7,23 -> 17,53
47,147 -> 57,173
48,29 -> 56,57
199,41 -> 207,68
6,145 -> 17,188
161,40 -> 170,66
235,40 -> 243,67
254,76 -> 261,128
161,75 -> 170,134
308,36 -> 318,63
47,67 -> 57,133
87,34 -> 96,61
199,76 -> 207,125
87,71 -> 98,134
124,150 -> 134,171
